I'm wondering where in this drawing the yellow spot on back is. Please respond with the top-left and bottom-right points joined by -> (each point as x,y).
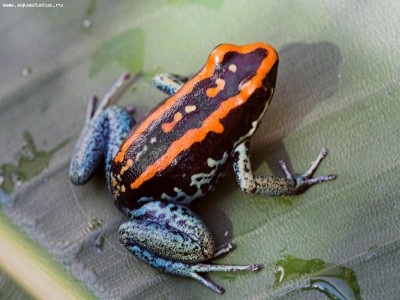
174,112 -> 183,121
120,159 -> 133,175
206,78 -> 226,98
185,105 -> 197,113
161,112 -> 183,133
110,173 -> 118,187
228,64 -> 237,73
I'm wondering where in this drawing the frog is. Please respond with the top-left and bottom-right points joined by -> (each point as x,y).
69,43 -> 336,294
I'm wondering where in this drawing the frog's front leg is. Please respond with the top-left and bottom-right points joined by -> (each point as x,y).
69,72 -> 135,190
119,201 -> 260,294
233,142 -> 336,196
152,73 -> 188,96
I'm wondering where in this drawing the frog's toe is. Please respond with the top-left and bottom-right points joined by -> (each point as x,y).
189,262 -> 261,293
279,148 -> 336,193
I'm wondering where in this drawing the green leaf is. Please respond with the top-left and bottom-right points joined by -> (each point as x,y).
89,28 -> 145,76
274,255 -> 361,300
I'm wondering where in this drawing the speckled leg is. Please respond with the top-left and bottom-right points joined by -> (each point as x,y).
152,73 -> 188,95
69,72 -> 136,190
119,201 -> 260,294
233,142 -> 336,196
214,243 -> 235,258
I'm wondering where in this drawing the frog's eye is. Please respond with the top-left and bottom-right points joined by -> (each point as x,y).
222,51 -> 235,62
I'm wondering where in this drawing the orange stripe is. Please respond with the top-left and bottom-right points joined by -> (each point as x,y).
128,43 -> 278,190
113,62 -> 211,163
114,43 -> 277,164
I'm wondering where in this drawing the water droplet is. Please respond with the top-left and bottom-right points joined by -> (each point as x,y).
21,67 -> 32,77
274,255 -> 361,300
82,19 -> 92,28
0,131 -> 69,195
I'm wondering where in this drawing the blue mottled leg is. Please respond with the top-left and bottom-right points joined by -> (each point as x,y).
103,108 -> 134,190
69,72 -> 136,189
233,142 -> 336,196
119,201 -> 260,294
152,73 -> 188,95
125,245 -> 259,294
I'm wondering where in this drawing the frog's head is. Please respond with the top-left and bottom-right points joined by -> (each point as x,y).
199,43 -> 279,143
203,43 -> 279,107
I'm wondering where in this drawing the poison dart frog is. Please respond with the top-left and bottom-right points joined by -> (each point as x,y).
69,43 -> 336,294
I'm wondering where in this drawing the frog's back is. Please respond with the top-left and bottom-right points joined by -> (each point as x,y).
110,43 -> 278,210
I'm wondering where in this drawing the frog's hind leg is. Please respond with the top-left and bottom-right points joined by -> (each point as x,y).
69,72 -> 136,189
152,73 -> 188,95
125,244 -> 259,294
119,201 -> 260,294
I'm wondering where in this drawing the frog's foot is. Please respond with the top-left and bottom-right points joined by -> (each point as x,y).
152,73 -> 188,96
279,147 -> 336,193
69,72 -> 138,187
119,201 -> 260,294
233,143 -> 336,196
